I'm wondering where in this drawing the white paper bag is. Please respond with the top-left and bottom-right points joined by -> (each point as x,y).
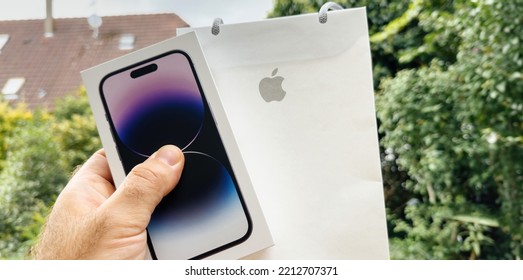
179,7 -> 389,259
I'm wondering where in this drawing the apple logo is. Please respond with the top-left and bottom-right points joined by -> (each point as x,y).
259,68 -> 286,102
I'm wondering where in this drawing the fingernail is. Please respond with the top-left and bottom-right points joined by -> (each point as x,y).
154,145 -> 181,166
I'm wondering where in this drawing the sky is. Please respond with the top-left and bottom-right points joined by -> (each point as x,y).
0,0 -> 274,27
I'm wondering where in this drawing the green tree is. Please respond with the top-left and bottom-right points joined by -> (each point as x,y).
53,87 -> 101,169
378,0 -> 522,259
0,88 -> 101,259
0,102 -> 34,170
0,120 -> 68,259
271,0 -> 523,259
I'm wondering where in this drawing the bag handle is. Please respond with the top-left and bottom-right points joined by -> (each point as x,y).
211,18 -> 224,36
211,1 -> 344,35
318,2 -> 344,24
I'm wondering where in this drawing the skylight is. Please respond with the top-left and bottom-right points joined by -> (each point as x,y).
1,77 -> 25,100
0,34 -> 10,53
119,34 -> 135,50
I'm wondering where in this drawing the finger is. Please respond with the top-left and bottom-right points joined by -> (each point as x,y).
101,145 -> 184,228
62,149 -> 114,196
51,149 -> 116,218
71,149 -> 113,183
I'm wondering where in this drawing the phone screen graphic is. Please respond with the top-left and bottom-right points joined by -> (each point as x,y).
100,51 -> 251,259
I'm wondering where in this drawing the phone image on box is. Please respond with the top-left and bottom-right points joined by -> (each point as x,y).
99,50 -> 252,259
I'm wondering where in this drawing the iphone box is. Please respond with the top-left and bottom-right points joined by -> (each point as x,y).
81,32 -> 273,260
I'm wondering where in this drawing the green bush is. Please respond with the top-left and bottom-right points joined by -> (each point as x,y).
0,121 -> 67,259
0,88 -> 101,259
377,0 -> 523,259
272,0 -> 523,259
53,88 -> 101,169
0,102 -> 34,171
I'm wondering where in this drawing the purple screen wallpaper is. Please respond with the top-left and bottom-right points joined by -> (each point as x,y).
100,52 -> 250,259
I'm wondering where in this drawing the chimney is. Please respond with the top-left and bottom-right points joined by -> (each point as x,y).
44,0 -> 54,37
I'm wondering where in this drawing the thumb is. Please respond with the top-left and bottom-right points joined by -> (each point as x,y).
102,145 -> 184,230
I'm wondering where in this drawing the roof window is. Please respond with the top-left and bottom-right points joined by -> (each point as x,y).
1,77 -> 25,100
0,34 -> 10,53
119,34 -> 135,50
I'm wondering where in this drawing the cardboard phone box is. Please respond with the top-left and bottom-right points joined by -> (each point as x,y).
81,32 -> 273,259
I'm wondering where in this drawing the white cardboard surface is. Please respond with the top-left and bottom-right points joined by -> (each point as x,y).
179,8 -> 389,259
81,32 -> 273,259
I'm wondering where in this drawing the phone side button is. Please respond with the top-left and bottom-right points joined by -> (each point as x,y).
109,131 -> 116,143
115,146 -> 122,162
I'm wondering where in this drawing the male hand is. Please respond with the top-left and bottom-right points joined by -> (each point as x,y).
32,145 -> 184,259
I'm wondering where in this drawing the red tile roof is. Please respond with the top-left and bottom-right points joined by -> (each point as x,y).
0,14 -> 188,109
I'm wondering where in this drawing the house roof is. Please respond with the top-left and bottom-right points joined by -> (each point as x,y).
0,14 -> 188,109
